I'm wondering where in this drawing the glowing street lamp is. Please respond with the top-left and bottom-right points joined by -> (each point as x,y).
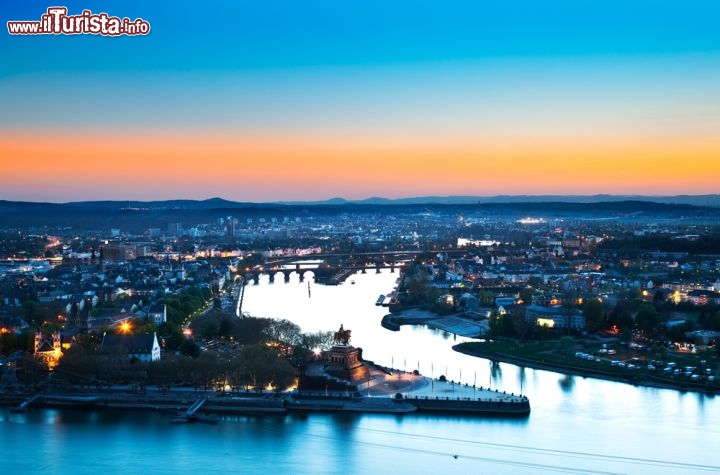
120,321 -> 131,334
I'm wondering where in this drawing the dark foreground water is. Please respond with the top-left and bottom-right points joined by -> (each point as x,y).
3,270 -> 719,474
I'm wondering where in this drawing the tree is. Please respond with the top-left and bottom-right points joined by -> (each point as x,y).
477,289 -> 496,307
218,318 -> 234,339
404,273 -> 432,305
233,317 -> 272,344
22,300 -> 38,318
241,345 -> 273,391
269,357 -> 295,392
519,287 -> 533,305
20,354 -> 48,389
668,321 -> 695,342
556,336 -> 575,355
511,306 -> 529,340
161,325 -> 185,351
636,303 -> 661,335
189,352 -> 221,390
0,331 -> 19,356
652,344 -> 668,363
180,339 -> 201,358
56,345 -> 92,387
299,331 -> 335,352
616,311 -> 634,331
237,344 -> 295,391
488,310 -> 502,338
706,313 -> 720,331
148,358 -> 180,392
582,299 -> 605,333
220,354 -> 242,392
202,322 -> 219,340
265,319 -> 302,346
56,345 -> 126,389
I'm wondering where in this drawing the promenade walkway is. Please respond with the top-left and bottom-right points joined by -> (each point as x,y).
359,364 -> 525,403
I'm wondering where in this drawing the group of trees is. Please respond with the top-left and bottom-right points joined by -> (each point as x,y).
0,330 -> 33,356
0,233 -> 48,259
188,310 -> 333,350
45,303 -> 336,392
398,263 -> 441,308
152,286 -> 213,352
160,286 -> 212,327
149,345 -> 296,393
598,234 -> 720,257
54,343 -> 296,392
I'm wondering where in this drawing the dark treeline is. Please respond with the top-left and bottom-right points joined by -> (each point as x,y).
598,235 -> 720,255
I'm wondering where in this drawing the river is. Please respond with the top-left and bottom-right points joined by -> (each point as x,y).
2,270 -> 719,474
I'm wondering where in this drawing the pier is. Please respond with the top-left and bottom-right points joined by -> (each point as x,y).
10,393 -> 40,413
184,396 -> 208,417
170,397 -> 215,423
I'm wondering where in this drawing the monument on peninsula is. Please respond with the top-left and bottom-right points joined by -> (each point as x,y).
324,324 -> 369,382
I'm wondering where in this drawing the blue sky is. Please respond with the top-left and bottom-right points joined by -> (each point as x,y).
1,1 -> 719,201
3,1 -> 720,74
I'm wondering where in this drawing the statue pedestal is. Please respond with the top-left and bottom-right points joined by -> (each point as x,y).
325,345 -> 369,382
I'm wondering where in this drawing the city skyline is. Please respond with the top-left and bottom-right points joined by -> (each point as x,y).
2,1 -> 719,202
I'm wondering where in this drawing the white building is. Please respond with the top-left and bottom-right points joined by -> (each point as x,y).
102,333 -> 161,362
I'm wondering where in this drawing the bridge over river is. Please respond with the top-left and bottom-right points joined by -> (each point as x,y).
238,261 -> 404,285
228,260 -> 406,317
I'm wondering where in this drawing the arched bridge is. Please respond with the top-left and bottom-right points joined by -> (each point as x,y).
237,262 -> 404,285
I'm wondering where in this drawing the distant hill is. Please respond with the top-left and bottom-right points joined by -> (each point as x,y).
0,200 -> 66,212
275,194 -> 720,207
476,194 -> 720,208
2,194 -> 718,211
0,196 -> 719,232
62,197 -> 264,210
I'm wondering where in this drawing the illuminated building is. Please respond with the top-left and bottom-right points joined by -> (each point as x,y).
524,304 -> 585,330
34,331 -> 62,370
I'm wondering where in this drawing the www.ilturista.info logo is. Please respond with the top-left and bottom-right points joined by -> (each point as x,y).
7,7 -> 150,36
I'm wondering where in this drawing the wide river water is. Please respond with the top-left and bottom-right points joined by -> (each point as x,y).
2,270 -> 719,474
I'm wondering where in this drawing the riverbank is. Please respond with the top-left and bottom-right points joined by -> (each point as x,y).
453,342 -> 720,395
0,364 -> 530,417
0,390 -> 286,415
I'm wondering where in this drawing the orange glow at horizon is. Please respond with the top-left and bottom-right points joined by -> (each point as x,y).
2,130 -> 719,200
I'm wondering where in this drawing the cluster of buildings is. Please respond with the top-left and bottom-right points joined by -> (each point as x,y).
0,249 -> 235,368
421,221 -> 720,333
1,207 -> 719,369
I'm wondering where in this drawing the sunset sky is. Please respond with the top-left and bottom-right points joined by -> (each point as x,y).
2,1 -> 719,202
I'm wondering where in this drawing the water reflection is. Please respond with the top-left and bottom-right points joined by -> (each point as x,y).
558,374 -> 575,393
517,367 -> 526,396
237,269 -> 720,472
490,360 -> 502,383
